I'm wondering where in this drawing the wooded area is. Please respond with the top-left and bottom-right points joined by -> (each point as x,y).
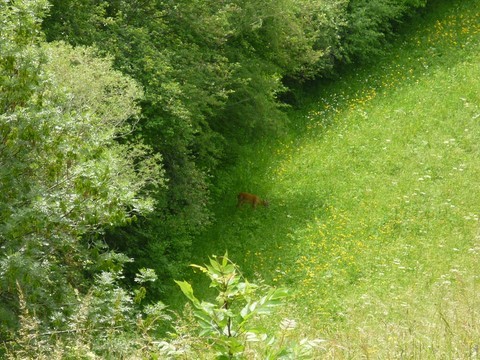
1,0 -> 431,357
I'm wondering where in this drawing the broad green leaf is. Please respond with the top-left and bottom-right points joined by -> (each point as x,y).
174,280 -> 199,305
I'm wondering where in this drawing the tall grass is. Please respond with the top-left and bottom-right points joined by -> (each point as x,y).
186,0 -> 480,357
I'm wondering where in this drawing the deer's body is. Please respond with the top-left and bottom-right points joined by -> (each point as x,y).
237,192 -> 269,209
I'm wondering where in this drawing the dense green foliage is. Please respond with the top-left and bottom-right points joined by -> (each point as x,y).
41,0 -> 428,295
1,0 -> 163,343
5,0 -> 466,358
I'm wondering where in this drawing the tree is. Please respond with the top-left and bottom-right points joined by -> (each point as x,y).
339,0 -> 428,63
0,0 -> 163,337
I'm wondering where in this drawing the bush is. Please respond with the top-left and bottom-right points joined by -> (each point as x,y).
0,0 -> 163,339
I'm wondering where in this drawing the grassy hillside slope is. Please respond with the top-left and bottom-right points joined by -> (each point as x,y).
186,0 -> 480,357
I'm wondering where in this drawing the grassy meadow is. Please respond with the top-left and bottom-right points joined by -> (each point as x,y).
185,0 -> 480,357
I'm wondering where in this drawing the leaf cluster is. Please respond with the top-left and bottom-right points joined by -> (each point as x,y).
172,254 -> 322,359
4,266 -> 171,359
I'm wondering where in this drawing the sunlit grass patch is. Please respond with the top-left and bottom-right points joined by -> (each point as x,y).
285,1 -> 478,353
190,0 -> 480,356
275,1 -> 480,354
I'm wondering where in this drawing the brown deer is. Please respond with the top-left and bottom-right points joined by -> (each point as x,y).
237,192 -> 269,209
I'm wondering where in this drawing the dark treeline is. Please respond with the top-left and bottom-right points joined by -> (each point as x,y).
1,0 -> 428,356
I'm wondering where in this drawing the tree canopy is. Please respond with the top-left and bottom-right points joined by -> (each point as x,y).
1,0 -> 163,335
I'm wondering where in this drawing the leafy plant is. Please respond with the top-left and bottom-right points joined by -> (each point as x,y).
4,266 -> 171,360
173,254 -> 324,359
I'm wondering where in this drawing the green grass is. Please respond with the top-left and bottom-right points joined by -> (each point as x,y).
184,0 -> 480,357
